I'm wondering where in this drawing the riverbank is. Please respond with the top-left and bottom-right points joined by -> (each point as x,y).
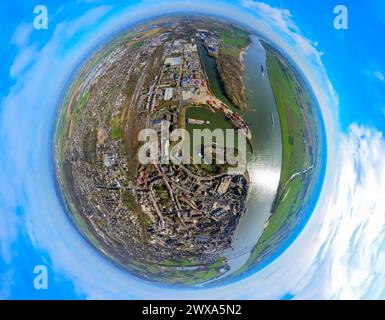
213,35 -> 282,281
230,41 -> 325,277
200,25 -> 251,111
216,39 -> 251,110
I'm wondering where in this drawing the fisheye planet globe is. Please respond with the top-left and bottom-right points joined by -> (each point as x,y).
54,15 -> 326,286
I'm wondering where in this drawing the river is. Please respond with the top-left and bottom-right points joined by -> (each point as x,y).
198,35 -> 282,277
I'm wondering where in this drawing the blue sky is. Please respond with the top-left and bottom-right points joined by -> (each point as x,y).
1,0 -> 385,299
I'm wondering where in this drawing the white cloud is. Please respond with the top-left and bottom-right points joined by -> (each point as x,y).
374,71 -> 385,82
242,0 -> 298,33
9,44 -> 38,77
240,0 -> 339,142
317,125 -> 385,299
11,22 -> 33,48
242,0 -> 320,59
365,69 -> 385,82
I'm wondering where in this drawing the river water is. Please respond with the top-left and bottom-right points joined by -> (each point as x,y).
199,35 -> 282,276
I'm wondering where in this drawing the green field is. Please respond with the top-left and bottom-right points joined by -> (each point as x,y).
131,39 -> 145,49
111,115 -> 121,140
221,28 -> 250,57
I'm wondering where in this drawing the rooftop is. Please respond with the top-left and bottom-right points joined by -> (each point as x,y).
165,57 -> 182,66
